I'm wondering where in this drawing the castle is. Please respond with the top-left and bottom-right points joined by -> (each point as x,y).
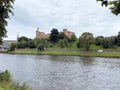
36,28 -> 50,39
36,28 -> 75,39
63,29 -> 75,38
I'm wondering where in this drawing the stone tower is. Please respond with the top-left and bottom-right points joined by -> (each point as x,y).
36,27 -> 40,38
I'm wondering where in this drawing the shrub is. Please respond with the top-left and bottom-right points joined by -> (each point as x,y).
38,44 -> 45,51
0,70 -> 11,82
28,40 -> 36,49
8,43 -> 16,51
0,70 -> 31,90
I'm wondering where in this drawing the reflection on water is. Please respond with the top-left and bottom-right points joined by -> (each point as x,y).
0,54 -> 120,90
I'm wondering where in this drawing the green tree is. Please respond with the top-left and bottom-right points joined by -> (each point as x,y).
115,32 -> 120,46
34,38 -> 41,45
28,40 -> 36,49
97,0 -> 120,15
79,32 -> 95,51
38,44 -> 45,51
102,37 -> 112,48
77,40 -> 81,48
0,0 -> 15,44
95,36 -> 104,46
68,35 -> 77,42
59,40 -> 65,48
50,28 -> 59,43
34,38 -> 48,48
17,40 -> 28,49
18,36 -> 29,42
8,43 -> 16,51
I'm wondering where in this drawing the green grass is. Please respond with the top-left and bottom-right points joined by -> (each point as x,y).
0,87 -> 4,90
0,70 -> 31,90
0,81 -> 30,90
8,48 -> 120,58
90,45 -> 103,50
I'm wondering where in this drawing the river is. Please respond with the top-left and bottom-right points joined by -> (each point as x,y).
0,54 -> 120,90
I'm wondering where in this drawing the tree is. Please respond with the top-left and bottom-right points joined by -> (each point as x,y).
59,38 -> 69,48
115,32 -> 120,46
97,0 -> 120,15
50,28 -> 59,43
18,36 -> 29,42
95,36 -> 104,46
102,37 -> 112,48
0,0 -> 15,44
17,40 -> 28,49
79,32 -> 94,51
28,40 -> 36,49
68,35 -> 77,42
8,43 -> 16,51
38,44 -> 45,51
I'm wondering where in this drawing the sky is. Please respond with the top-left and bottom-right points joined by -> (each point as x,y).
5,0 -> 120,40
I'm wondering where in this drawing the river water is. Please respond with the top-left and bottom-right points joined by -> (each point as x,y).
0,54 -> 120,90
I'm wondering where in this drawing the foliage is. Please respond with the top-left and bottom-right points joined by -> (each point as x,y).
17,40 -> 28,49
50,28 -> 59,43
28,39 -> 36,49
101,37 -> 112,48
17,36 -> 31,49
79,32 -> 95,51
116,32 -> 120,46
38,44 -> 45,51
34,38 -> 48,48
97,0 -> 120,15
0,70 -> 31,90
7,31 -> 120,51
77,40 -> 81,48
8,43 -> 16,51
95,36 -> 104,46
0,70 -> 11,82
70,35 -> 77,42
0,0 -> 15,44
18,36 -> 29,42
34,38 -> 41,45
59,40 -> 65,48
58,38 -> 69,48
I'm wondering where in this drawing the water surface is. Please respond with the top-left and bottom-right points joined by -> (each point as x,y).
0,54 -> 120,90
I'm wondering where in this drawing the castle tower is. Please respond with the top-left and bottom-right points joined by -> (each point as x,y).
36,27 -> 40,38
17,33 -> 19,42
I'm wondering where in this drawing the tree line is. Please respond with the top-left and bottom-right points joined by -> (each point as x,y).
8,28 -> 120,51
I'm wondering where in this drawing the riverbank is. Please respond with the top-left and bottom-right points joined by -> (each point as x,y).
7,48 -> 120,58
0,70 -> 31,90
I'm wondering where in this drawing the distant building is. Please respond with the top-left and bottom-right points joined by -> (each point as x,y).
36,28 -> 75,39
63,29 -> 75,38
0,40 -> 17,49
36,28 -> 50,39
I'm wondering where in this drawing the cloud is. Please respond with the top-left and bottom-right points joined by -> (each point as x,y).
5,0 -> 120,40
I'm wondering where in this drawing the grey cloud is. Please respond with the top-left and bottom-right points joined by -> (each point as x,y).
5,0 -> 120,40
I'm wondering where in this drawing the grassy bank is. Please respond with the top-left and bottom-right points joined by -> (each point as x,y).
7,48 -> 120,58
0,70 -> 31,90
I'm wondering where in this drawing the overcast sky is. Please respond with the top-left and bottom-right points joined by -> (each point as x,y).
5,0 -> 120,40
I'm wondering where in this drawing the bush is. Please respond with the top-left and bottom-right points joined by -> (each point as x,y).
0,70 -> 11,82
17,41 -> 28,49
28,40 -> 36,49
59,40 -> 65,48
0,70 -> 31,90
38,44 -> 45,51
8,43 -> 16,51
